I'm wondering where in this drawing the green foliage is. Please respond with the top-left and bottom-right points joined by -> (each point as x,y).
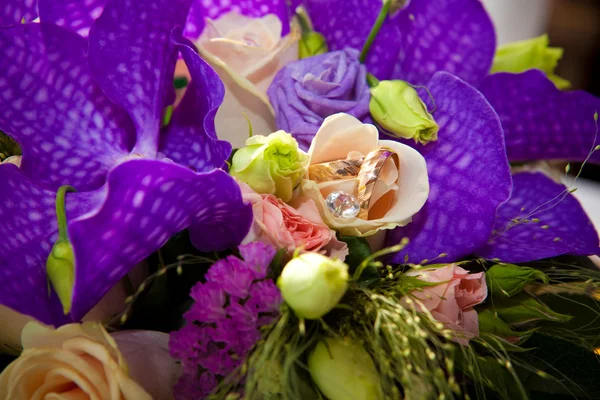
478,309 -> 537,347
493,294 -> 572,326
337,235 -> 371,274
486,263 -> 548,297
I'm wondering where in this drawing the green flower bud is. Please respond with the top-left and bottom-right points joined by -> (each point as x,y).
299,31 -> 328,59
308,337 -> 382,400
231,131 -> 308,202
277,253 -> 348,319
491,34 -> 571,90
368,77 -> 439,144
46,240 -> 75,314
486,263 -> 548,297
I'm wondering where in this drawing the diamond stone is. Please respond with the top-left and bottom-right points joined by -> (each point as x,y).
325,191 -> 360,219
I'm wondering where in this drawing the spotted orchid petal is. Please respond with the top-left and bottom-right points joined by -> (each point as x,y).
159,35 -> 231,172
479,70 -> 600,164
69,159 -> 252,319
38,0 -> 107,37
386,72 -> 512,264
88,0 -> 192,157
1,0 -> 37,25
185,0 -> 291,40
0,23 -> 133,191
476,172 -> 599,263
0,159 -> 251,324
302,0 -> 495,85
0,164 -> 102,325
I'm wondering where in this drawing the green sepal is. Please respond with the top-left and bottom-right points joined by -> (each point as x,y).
492,294 -> 572,326
299,31 -> 328,59
486,263 -> 548,297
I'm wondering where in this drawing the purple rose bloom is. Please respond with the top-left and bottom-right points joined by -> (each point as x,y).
267,48 -> 371,149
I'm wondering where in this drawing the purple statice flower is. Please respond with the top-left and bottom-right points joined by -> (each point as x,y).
169,242 -> 282,400
267,48 -> 371,149
0,0 -> 252,325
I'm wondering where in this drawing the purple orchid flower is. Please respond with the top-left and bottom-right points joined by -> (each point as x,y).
0,0 -> 252,325
0,0 -> 37,25
287,0 -> 599,263
38,0 -> 292,39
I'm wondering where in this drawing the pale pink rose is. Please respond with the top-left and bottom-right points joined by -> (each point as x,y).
196,12 -> 300,148
301,113 -> 429,236
1,155 -> 21,167
240,182 -> 348,260
0,322 -> 155,400
404,264 -> 488,345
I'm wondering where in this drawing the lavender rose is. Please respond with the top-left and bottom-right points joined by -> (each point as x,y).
267,48 -> 370,149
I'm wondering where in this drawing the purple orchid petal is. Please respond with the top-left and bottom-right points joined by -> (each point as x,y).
386,72 -> 512,264
479,70 -> 600,164
69,159 -> 252,319
302,0 -> 401,79
1,0 -> 37,25
0,23 -> 133,191
185,0 -> 290,40
391,0 -> 496,85
38,0 -> 107,37
303,0 -> 495,84
159,36 -> 231,172
476,172 -> 599,263
88,0 -> 192,157
0,164 -> 101,325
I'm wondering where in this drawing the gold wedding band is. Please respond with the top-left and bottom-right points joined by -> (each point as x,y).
308,156 -> 365,183
356,147 -> 399,220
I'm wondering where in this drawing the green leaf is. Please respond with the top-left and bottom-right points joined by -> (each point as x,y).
478,309 -> 537,347
337,235 -> 372,275
493,294 -> 572,326
486,263 -> 548,297
473,356 -> 528,400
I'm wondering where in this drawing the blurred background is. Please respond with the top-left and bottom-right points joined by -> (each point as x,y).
483,0 -> 600,229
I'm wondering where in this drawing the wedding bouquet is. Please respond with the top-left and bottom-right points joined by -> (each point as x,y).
1,0 -> 599,399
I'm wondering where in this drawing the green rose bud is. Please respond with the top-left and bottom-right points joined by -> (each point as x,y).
491,34 -> 571,90
368,76 -> 439,144
486,263 -> 548,297
299,31 -> 328,59
230,131 -> 308,202
46,240 -> 75,314
308,337 -> 382,400
277,253 -> 349,319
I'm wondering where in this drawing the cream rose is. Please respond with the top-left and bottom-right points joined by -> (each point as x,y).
0,322 -> 155,400
196,12 -> 300,148
300,113 -> 429,236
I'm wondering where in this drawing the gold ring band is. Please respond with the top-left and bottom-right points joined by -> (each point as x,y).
356,147 -> 399,220
308,156 -> 365,183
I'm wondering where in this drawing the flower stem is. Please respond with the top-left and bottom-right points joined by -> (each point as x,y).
55,185 -> 76,242
359,0 -> 391,64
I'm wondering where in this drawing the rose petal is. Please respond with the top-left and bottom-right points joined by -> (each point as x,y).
38,0 -> 107,37
88,0 -> 191,156
479,70 -> 600,164
0,164 -> 101,325
387,72 -> 512,264
112,330 -> 180,400
0,23 -> 133,191
185,0 -> 291,40
159,35 -> 231,171
475,172 -> 600,263
0,0 -> 37,25
69,159 -> 252,319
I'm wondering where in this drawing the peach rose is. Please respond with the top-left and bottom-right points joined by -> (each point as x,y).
239,182 -> 348,260
300,113 -> 429,236
404,264 -> 488,345
1,155 -> 21,167
196,12 -> 300,148
0,322 -> 160,400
